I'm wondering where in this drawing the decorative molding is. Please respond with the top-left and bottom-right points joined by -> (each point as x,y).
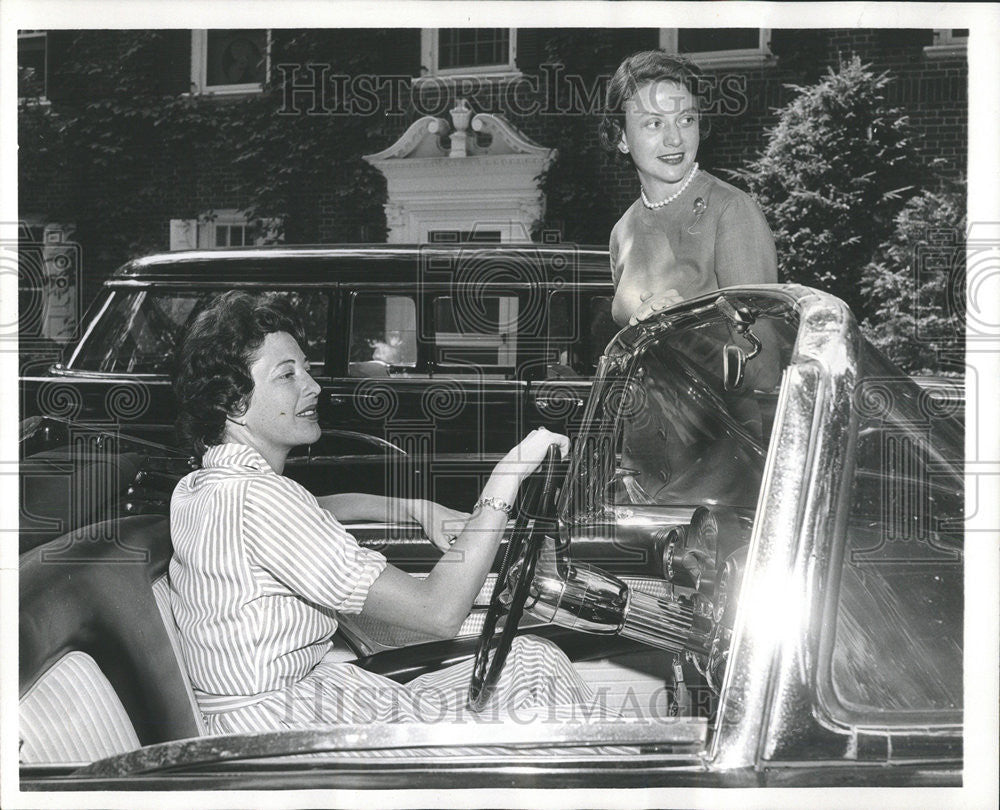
470,113 -> 550,157
364,116 -> 451,162
363,108 -> 555,243
364,106 -> 551,164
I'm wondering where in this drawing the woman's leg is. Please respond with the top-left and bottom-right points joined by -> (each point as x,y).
206,636 -> 607,732
406,634 -> 605,718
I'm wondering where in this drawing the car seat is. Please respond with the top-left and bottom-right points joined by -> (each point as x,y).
18,516 -> 206,765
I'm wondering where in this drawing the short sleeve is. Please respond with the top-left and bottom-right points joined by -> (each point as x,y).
242,476 -> 388,615
714,192 -> 778,289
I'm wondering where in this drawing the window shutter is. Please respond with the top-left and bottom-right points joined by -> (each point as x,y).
169,219 -> 197,250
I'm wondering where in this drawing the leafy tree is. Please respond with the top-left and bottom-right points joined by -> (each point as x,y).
732,57 -> 924,320
18,30 -> 399,300
860,181 -> 965,375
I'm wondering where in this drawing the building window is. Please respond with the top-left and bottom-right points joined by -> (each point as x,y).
420,28 -> 518,79
925,28 -> 968,58
190,30 -> 270,95
213,221 -> 250,247
18,31 -> 48,101
659,28 -> 773,69
169,210 -> 281,250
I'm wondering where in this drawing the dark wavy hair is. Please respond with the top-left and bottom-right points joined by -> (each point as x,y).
174,291 -> 304,457
599,50 -> 710,159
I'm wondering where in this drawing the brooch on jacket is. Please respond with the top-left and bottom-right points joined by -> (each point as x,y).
687,197 -> 707,235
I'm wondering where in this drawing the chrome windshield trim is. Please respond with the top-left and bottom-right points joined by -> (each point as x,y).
43,367 -> 171,381
710,288 -> 861,769
64,290 -> 117,369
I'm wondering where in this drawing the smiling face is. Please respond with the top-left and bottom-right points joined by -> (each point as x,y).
618,80 -> 700,201
234,331 -> 321,470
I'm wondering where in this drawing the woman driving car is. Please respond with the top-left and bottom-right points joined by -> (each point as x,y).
168,291 -> 599,733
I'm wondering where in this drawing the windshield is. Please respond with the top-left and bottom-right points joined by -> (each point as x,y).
603,301 -> 797,511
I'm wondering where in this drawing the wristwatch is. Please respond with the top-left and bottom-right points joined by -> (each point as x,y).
474,496 -> 514,516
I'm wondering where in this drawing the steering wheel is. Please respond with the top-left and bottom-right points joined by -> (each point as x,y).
468,445 -> 561,711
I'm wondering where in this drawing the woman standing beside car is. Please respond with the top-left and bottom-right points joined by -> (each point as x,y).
601,50 -> 778,326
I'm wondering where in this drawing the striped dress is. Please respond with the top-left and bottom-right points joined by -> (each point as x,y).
169,443 -> 599,734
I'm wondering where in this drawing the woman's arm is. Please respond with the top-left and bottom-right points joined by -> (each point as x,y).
316,492 -> 396,522
358,429 -> 570,640
316,494 -> 470,551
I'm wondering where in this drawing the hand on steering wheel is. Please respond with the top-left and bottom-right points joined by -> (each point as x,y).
468,445 -> 562,711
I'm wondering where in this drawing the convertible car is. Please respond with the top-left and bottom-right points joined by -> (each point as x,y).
17,285 -> 964,790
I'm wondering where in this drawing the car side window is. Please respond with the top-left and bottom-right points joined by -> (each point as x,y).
348,293 -> 418,377
432,294 -> 517,379
272,291 -> 329,375
68,289 -> 329,375
546,292 -> 617,379
824,345 -> 963,720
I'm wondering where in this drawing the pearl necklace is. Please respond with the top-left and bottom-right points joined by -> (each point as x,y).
640,163 -> 700,210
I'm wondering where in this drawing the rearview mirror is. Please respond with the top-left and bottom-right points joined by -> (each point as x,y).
723,343 -> 746,391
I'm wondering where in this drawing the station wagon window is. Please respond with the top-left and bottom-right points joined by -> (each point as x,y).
546,292 -> 617,378
433,294 -> 517,377
348,294 -> 418,376
348,292 -> 519,379
68,290 -> 328,375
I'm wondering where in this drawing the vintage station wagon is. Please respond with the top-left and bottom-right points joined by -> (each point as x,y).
20,243 -> 618,510
21,246 -> 616,436
17,282 -> 965,793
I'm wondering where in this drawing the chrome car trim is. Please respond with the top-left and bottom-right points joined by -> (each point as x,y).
104,279 -> 612,291
711,289 -> 861,769
34,368 -> 173,381
77,718 -> 709,778
312,430 -> 407,456
63,290 -> 117,369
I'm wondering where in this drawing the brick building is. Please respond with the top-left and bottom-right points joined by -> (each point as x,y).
18,27 -> 967,325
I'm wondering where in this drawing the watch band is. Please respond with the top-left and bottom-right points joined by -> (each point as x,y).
474,496 -> 514,516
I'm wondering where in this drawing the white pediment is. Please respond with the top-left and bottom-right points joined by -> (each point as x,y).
364,116 -> 453,161
363,100 -> 556,243
365,109 -> 550,162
